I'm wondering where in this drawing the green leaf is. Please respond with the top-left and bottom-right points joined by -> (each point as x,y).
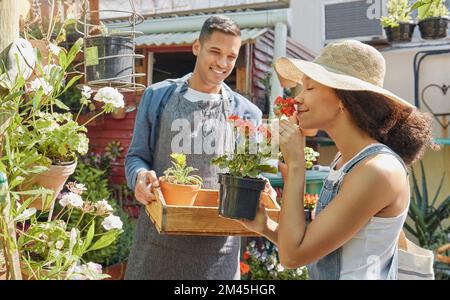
58,51 -> 68,69
419,161 -> 428,213
431,174 -> 445,207
60,75 -> 82,95
54,99 -> 70,111
86,230 -> 118,252
82,220 -> 95,252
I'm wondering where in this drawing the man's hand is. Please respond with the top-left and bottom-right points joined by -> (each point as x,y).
135,170 -> 159,205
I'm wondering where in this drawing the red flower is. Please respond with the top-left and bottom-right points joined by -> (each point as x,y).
228,115 -> 240,122
243,251 -> 251,260
273,96 -> 296,118
240,262 -> 250,275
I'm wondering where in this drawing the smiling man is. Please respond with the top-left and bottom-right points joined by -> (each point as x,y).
124,15 -> 262,279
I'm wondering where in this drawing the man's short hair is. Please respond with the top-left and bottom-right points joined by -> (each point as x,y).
199,15 -> 241,43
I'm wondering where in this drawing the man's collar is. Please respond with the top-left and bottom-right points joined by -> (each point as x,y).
180,73 -> 229,100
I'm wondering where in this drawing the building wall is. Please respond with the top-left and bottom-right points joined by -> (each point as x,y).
290,0 -> 324,55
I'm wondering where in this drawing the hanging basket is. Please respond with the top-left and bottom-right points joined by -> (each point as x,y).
85,35 -> 134,86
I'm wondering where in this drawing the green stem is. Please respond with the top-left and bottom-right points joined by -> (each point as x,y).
80,215 -> 96,233
81,110 -> 105,127
75,212 -> 85,229
75,103 -> 86,122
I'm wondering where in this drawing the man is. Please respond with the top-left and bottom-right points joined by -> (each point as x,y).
124,15 -> 262,279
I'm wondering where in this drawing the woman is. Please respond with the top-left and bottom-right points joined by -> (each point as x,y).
241,40 -> 438,279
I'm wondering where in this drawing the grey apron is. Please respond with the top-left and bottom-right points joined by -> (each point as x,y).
125,81 -> 240,280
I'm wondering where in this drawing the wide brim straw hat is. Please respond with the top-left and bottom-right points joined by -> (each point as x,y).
274,40 -> 414,108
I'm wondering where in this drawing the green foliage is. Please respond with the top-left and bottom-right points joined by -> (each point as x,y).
163,153 -> 203,185
212,117 -> 278,178
414,0 -> 449,19
241,238 -> 308,280
69,148 -> 135,266
404,161 -> 450,279
380,0 -> 414,28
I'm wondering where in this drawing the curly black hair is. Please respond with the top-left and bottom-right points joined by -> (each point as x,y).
335,89 -> 439,166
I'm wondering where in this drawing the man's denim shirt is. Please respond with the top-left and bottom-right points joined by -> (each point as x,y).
125,74 -> 263,191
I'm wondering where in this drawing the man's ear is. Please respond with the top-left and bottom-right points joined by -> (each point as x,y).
192,39 -> 200,56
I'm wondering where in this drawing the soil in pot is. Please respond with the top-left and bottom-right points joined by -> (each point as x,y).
218,174 -> 266,221
85,36 -> 133,85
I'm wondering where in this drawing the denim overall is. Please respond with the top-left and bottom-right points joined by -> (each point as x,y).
307,143 -> 408,280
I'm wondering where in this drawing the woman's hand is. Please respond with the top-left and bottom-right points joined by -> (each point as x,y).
238,202 -> 269,235
238,179 -> 275,235
279,115 -> 306,168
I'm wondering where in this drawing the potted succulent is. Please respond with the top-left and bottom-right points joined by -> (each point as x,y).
159,153 -> 203,206
416,0 -> 449,39
212,116 -> 278,221
380,0 -> 416,42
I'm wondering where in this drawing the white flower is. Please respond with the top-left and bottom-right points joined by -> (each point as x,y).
296,268 -> 304,276
95,200 -> 113,212
55,240 -> 64,250
82,85 -> 93,99
29,78 -> 53,95
48,43 -> 61,55
43,64 -> 63,77
277,264 -> 285,272
101,214 -> 123,230
94,87 -> 124,108
86,262 -> 103,274
59,192 -> 84,208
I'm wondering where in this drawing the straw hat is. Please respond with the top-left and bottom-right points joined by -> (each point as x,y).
274,40 -> 414,108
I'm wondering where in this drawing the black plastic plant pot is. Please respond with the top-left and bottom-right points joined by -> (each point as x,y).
384,22 -> 416,42
85,36 -> 133,85
418,17 -> 449,40
218,173 -> 266,221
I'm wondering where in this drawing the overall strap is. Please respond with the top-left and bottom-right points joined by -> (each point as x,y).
343,144 -> 409,176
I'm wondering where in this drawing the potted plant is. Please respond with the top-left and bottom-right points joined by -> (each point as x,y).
16,181 -> 123,280
380,0 -> 416,42
83,24 -> 134,86
211,116 -> 278,221
159,153 -> 203,206
417,0 -> 449,39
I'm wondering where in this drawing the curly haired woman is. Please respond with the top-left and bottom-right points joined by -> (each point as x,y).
241,40 -> 438,279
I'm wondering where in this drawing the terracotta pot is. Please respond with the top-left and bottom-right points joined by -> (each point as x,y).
20,162 -> 77,211
111,107 -> 126,120
104,262 -> 127,280
20,261 -> 68,280
159,177 -> 200,206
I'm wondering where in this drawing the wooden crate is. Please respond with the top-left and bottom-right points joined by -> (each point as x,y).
145,188 -> 280,236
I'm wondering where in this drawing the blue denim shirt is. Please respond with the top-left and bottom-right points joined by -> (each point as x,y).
307,144 -> 408,280
125,73 -> 262,191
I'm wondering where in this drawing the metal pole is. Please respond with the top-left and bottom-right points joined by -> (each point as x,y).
269,22 -> 287,118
